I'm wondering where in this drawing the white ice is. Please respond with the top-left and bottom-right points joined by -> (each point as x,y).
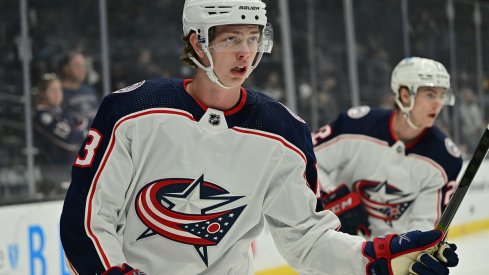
450,229 -> 489,274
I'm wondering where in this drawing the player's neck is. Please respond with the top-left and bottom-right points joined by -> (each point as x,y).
392,111 -> 425,143
187,73 -> 242,111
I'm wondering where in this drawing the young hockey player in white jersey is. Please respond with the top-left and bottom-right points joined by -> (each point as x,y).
313,57 -> 463,240
60,2 -> 459,274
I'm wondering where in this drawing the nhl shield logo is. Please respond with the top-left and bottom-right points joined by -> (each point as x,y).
208,113 -> 221,126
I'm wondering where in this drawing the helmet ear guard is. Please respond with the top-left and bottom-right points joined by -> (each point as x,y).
182,0 -> 273,88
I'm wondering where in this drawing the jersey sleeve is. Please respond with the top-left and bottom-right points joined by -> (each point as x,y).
424,133 -> 463,214
441,157 -> 463,212
260,117 -> 369,274
60,94 -> 133,273
406,171 -> 447,231
262,129 -> 368,274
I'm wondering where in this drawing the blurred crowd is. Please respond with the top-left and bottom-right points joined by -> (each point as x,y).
1,0 -> 488,200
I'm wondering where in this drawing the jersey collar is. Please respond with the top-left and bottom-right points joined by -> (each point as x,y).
389,110 -> 428,149
183,79 -> 247,116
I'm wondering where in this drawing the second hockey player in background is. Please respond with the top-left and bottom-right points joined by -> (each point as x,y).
313,57 -> 463,238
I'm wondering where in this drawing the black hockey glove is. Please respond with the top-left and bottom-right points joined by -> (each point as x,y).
320,183 -> 371,237
363,229 -> 459,275
103,263 -> 147,275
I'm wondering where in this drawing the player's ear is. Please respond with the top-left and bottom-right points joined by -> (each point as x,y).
399,87 -> 411,107
189,33 -> 205,59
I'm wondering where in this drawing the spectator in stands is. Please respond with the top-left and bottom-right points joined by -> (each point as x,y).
33,73 -> 87,196
57,51 -> 100,129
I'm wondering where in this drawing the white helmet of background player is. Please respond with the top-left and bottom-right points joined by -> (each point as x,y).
390,57 -> 455,129
182,0 -> 274,88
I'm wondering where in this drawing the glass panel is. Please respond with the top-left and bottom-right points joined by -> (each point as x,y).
302,0 -> 351,128
0,0 -> 27,202
2,0 -> 489,205
409,0 -> 450,65
29,0 -> 101,200
454,0 -> 485,155
107,1 -> 184,91
353,0 -> 404,109
482,3 -> 489,122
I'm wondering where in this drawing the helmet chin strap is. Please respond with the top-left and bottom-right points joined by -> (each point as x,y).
401,110 -> 421,130
189,46 -> 264,89
189,54 -> 233,89
396,95 -> 422,130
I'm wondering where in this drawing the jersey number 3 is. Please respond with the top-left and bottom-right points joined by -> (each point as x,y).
75,129 -> 103,167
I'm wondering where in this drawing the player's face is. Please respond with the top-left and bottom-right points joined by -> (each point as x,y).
46,79 -> 63,107
410,87 -> 446,128
208,25 -> 260,87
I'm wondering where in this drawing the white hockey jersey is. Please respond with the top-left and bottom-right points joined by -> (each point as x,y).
60,79 -> 368,275
312,106 -> 462,238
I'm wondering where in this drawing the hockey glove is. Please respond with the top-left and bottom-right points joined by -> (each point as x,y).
103,263 -> 147,275
363,229 -> 459,275
320,183 -> 371,237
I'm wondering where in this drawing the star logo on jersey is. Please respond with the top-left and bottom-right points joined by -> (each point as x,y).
354,180 -> 414,226
135,175 -> 246,266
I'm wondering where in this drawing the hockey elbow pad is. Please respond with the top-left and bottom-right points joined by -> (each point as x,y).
103,263 -> 147,275
320,183 -> 371,237
362,229 -> 459,275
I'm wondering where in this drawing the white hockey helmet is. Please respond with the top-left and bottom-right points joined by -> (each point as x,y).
390,57 -> 454,128
182,0 -> 273,88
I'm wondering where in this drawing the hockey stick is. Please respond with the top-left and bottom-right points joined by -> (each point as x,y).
436,123 -> 489,238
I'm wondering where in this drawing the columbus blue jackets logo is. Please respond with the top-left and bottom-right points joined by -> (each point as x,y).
354,180 -> 414,226
135,174 -> 246,266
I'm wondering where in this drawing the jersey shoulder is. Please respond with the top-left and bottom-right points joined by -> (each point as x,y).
104,78 -> 185,117
418,126 -> 463,179
334,106 -> 390,134
247,90 -> 310,139
314,106 -> 391,144
90,78 -> 186,132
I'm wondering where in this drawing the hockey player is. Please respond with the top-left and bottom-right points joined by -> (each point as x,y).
60,1 -> 459,274
313,57 -> 463,239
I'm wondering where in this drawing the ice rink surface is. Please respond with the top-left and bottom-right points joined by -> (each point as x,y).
450,230 -> 489,274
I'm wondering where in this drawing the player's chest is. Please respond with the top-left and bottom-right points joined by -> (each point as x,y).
125,111 -> 285,196
343,141 -> 441,190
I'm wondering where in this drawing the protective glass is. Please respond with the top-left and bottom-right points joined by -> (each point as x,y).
208,23 -> 273,53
